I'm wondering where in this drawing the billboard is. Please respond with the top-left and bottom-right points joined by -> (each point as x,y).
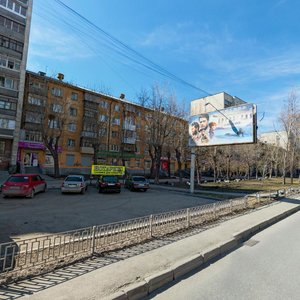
189,103 -> 257,147
91,165 -> 125,176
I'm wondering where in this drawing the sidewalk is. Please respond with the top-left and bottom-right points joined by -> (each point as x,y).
4,196 -> 299,300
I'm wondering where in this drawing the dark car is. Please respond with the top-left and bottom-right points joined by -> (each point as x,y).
2,174 -> 47,198
98,175 -> 121,193
125,176 -> 149,192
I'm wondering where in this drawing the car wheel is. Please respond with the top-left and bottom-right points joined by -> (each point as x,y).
28,189 -> 35,198
130,185 -> 134,191
2,194 -> 7,198
81,188 -> 85,194
142,189 -> 147,192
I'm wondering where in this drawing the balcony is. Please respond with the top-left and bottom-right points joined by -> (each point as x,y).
80,147 -> 94,154
122,137 -> 136,144
123,123 -> 136,131
81,131 -> 97,138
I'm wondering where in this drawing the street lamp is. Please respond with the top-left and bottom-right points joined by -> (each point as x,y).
205,102 -> 241,136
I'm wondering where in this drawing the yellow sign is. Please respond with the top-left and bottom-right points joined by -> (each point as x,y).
91,165 -> 125,176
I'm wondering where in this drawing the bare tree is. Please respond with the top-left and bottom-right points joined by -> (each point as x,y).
279,91 -> 300,184
138,84 -> 184,183
40,101 -> 69,177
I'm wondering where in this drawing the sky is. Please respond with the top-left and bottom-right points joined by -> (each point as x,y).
27,0 -> 300,135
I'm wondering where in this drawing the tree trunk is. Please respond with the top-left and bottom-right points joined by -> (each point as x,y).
175,149 -> 182,184
154,146 -> 162,184
53,153 -> 60,178
167,151 -> 171,178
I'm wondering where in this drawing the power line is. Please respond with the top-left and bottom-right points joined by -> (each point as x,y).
52,0 -> 212,96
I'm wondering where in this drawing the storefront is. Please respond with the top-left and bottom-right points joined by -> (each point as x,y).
18,141 -> 45,173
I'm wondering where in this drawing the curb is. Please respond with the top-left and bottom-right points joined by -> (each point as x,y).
109,203 -> 300,300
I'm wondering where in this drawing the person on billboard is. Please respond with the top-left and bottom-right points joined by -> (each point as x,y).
209,122 -> 217,139
198,114 -> 210,144
190,121 -> 201,145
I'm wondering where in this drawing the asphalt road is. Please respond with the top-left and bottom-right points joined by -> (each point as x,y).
0,185 -> 217,243
148,210 -> 300,300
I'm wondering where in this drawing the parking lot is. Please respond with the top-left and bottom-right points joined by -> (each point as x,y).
0,185 -> 217,244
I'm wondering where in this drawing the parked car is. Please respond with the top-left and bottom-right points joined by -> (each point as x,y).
125,176 -> 150,192
61,175 -> 88,194
98,175 -> 121,193
2,174 -> 47,198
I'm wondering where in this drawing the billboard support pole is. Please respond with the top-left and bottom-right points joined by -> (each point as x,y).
190,147 -> 196,194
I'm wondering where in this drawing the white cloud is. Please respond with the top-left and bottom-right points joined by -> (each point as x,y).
29,24 -> 94,61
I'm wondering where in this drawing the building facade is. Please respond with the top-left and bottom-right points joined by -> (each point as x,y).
260,131 -> 288,150
21,71 -> 185,176
0,0 -> 32,171
190,92 -> 246,116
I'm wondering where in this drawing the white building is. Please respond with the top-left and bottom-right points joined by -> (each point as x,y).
260,131 -> 288,150
190,92 -> 247,116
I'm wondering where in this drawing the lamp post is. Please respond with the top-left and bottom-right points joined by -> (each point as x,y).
205,102 -> 240,136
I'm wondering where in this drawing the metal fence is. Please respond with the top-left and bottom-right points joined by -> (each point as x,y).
1,187 -> 299,283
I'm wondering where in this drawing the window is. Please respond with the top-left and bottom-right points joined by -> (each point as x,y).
0,98 -> 16,110
0,118 -> 15,129
71,92 -> 78,101
51,87 -> 62,97
99,114 -> 108,122
114,104 -> 120,112
110,144 -> 119,152
81,156 -> 91,167
99,128 -> 107,136
52,103 -> 63,113
0,34 -> 23,52
84,110 -> 95,118
25,131 -> 42,142
0,76 -> 18,90
25,112 -> 42,124
68,123 -> 76,132
135,146 -> 140,153
83,123 -> 96,132
145,160 -> 151,169
66,154 -> 75,167
69,107 -> 77,116
0,141 -> 5,154
48,119 -> 59,128
112,131 -> 119,138
112,118 -> 120,125
28,96 -> 43,106
67,139 -> 75,147
136,160 -> 140,168
99,100 -> 108,109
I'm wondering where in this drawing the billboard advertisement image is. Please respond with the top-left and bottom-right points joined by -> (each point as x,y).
189,103 -> 257,147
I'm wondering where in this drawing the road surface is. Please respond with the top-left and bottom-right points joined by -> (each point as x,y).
149,210 -> 300,300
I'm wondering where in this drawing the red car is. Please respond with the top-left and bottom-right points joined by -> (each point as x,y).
2,174 -> 47,198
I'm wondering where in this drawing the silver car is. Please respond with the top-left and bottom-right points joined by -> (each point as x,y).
61,175 -> 88,194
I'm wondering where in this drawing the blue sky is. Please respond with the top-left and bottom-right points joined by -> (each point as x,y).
28,0 -> 300,135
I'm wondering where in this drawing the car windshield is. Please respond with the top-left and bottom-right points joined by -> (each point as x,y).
102,176 -> 118,183
65,177 -> 83,182
8,176 -> 29,183
132,177 -> 146,182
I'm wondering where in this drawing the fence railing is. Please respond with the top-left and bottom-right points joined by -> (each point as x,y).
1,187 -> 299,283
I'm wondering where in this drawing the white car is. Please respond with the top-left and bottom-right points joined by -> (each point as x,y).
61,175 -> 88,194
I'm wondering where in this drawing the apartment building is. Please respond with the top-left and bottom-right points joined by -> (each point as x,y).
0,0 -> 32,171
190,92 -> 247,116
21,71 -> 184,176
